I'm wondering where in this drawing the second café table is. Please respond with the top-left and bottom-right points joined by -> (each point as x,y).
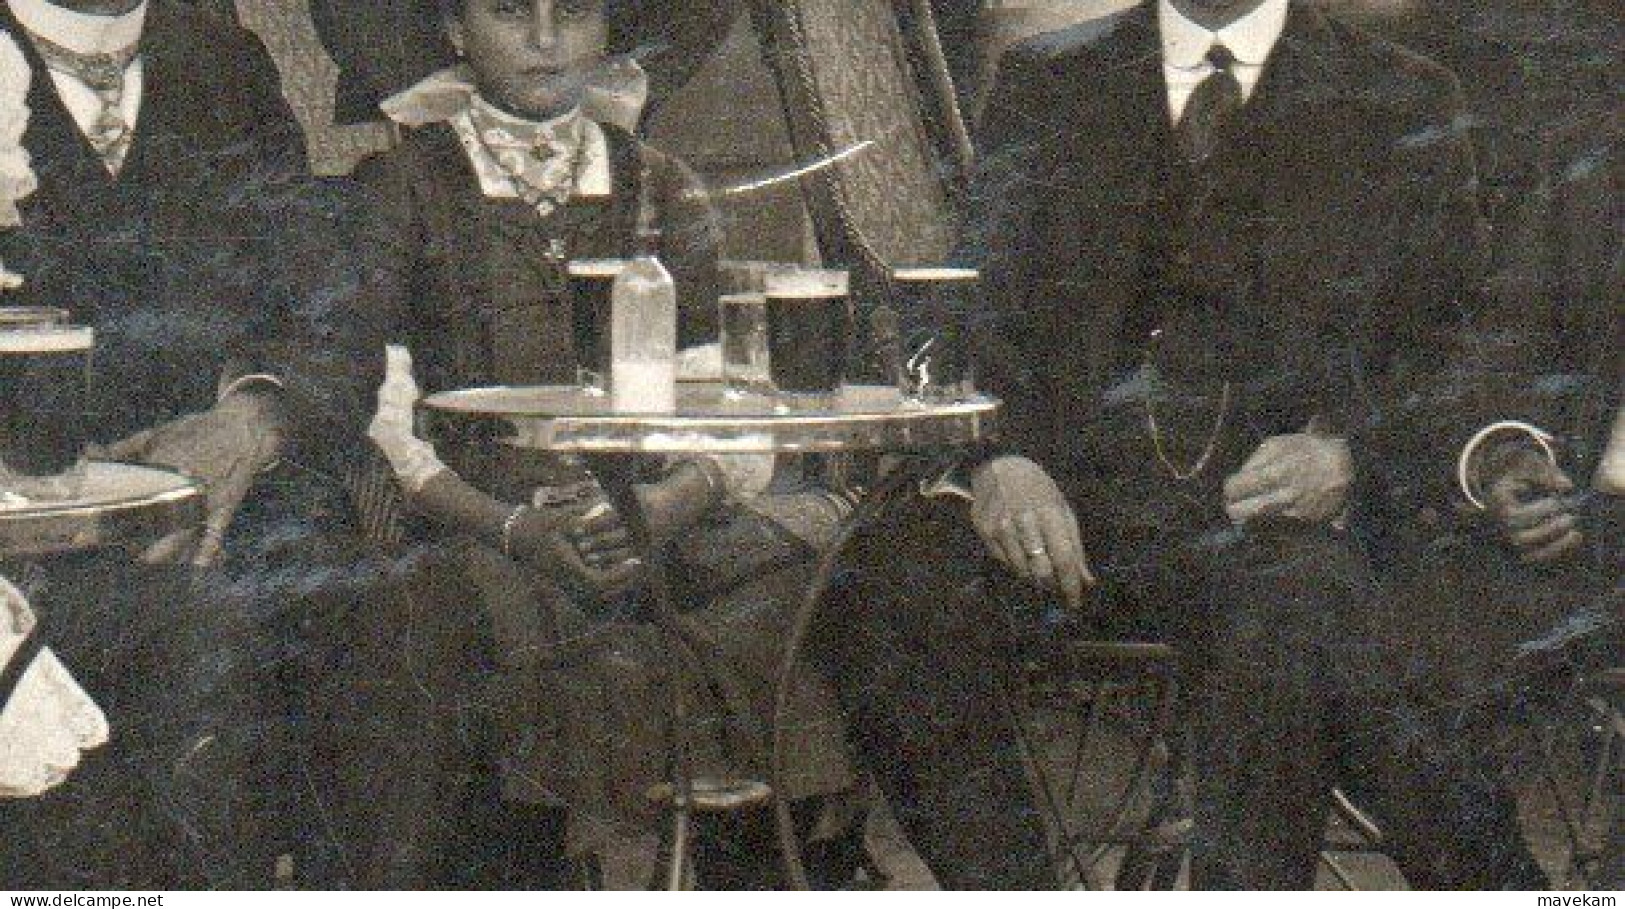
421,380 -> 999,889
1,463 -> 205,797
0,462 -> 203,561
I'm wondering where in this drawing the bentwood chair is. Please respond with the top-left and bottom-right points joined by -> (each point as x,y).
1019,636 -> 1395,890
1540,665 -> 1624,887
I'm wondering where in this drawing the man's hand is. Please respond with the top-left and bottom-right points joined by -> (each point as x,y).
1224,430 -> 1352,526
98,389 -> 286,566
1484,449 -> 1583,564
970,456 -> 1095,610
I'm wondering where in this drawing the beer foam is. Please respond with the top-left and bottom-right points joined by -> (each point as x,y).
764,269 -> 849,299
0,326 -> 94,353
892,266 -> 980,283
568,259 -> 631,279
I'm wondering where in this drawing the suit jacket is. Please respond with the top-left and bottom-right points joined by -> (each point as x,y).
966,3 -> 1486,512
1354,1 -> 1620,478
0,2 -> 366,467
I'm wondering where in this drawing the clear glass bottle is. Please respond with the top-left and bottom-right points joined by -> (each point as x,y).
609,227 -> 677,413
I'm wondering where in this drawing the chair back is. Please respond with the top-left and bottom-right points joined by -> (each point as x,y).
747,0 -> 963,278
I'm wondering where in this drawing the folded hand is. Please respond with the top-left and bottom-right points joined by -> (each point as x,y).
510,491 -> 644,601
1224,430 -> 1352,526
1485,450 -> 1583,564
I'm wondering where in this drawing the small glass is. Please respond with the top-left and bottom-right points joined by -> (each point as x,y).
567,258 -> 629,396
719,292 -> 773,399
763,267 -> 850,408
889,266 -> 981,404
718,260 -> 784,296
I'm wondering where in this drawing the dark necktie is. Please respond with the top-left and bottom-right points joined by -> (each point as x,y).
25,30 -> 139,173
1176,43 -> 1243,166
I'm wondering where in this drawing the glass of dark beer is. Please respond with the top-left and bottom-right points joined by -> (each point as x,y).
0,309 -> 94,499
763,267 -> 850,407
567,259 -> 628,396
889,266 -> 981,403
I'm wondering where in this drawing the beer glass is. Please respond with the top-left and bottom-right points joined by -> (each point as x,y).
719,292 -> 772,399
889,266 -> 981,403
763,267 -> 850,406
567,259 -> 628,395
718,260 -> 782,296
0,308 -> 94,498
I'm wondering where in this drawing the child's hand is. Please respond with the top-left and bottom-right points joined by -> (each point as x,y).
635,460 -> 726,544
509,496 -> 643,601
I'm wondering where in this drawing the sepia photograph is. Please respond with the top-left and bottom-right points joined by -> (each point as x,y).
0,0 -> 1618,894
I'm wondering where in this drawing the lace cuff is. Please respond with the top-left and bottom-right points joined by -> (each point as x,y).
368,345 -> 449,493
1,576 -> 109,800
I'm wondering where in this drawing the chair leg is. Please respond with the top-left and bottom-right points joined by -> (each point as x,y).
1319,851 -> 1361,890
668,803 -> 696,890
1572,688 -> 1623,886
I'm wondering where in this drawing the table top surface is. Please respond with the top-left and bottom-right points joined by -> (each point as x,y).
422,382 -> 1000,453
0,462 -> 203,559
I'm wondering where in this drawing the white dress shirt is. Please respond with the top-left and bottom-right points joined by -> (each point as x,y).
6,0 -> 146,144
1158,0 -> 1289,122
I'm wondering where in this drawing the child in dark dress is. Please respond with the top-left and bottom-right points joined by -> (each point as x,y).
332,0 -> 863,888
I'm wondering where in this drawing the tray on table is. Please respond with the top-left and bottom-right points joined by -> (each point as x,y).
420,381 -> 999,454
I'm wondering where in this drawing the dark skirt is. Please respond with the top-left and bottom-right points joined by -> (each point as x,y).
303,508 -> 857,885
447,529 -> 857,858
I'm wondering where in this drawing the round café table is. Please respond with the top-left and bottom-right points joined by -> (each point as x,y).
421,381 -> 998,455
421,381 -> 999,889
1,462 -> 204,561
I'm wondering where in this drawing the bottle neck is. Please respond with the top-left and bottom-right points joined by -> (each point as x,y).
632,228 -> 662,260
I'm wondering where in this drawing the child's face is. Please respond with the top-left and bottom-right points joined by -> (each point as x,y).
450,0 -> 609,120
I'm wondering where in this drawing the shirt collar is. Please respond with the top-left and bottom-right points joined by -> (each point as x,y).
6,0 -> 147,56
382,61 -> 649,133
1158,0 -> 1288,69
385,65 -> 614,202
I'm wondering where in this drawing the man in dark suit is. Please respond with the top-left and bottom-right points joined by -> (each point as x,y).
823,0 -> 1556,889
1322,0 -> 1619,712
0,0 -> 366,887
